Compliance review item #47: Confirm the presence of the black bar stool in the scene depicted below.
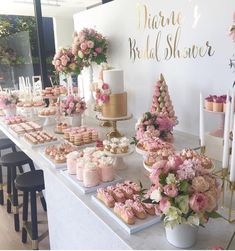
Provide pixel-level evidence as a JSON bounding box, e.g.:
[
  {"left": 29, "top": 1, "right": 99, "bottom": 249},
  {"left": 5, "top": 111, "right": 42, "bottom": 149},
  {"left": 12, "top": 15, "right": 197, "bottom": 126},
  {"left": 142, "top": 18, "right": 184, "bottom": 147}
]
[
  {"left": 15, "top": 170, "right": 48, "bottom": 250},
  {"left": 0, "top": 138, "right": 17, "bottom": 205},
  {"left": 0, "top": 151, "right": 35, "bottom": 231}
]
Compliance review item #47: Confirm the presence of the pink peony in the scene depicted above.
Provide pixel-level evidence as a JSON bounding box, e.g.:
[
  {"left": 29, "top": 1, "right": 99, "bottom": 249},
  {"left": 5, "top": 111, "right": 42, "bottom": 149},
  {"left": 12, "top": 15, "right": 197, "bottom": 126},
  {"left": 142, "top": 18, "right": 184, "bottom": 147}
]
[
  {"left": 192, "top": 176, "right": 210, "bottom": 193},
  {"left": 163, "top": 184, "right": 178, "bottom": 197},
  {"left": 69, "top": 102, "right": 75, "bottom": 108},
  {"left": 55, "top": 59, "right": 61, "bottom": 66},
  {"left": 189, "top": 193, "right": 208, "bottom": 213},
  {"left": 167, "top": 155, "right": 183, "bottom": 170},
  {"left": 102, "top": 83, "right": 109, "bottom": 90},
  {"left": 159, "top": 197, "right": 171, "bottom": 213}
]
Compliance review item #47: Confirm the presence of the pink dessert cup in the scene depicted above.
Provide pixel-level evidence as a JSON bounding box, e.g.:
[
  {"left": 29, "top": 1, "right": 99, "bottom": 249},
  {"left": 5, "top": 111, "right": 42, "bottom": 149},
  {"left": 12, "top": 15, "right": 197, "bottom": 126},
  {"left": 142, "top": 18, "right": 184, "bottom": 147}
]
[
  {"left": 83, "top": 168, "right": 100, "bottom": 187},
  {"left": 76, "top": 162, "right": 84, "bottom": 181},
  {"left": 100, "top": 164, "right": 115, "bottom": 182},
  {"left": 67, "top": 159, "right": 77, "bottom": 175}
]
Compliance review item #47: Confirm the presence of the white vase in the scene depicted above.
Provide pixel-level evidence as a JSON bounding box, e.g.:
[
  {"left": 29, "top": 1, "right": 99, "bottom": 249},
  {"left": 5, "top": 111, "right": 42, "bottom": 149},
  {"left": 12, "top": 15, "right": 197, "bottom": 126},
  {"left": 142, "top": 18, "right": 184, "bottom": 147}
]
[
  {"left": 69, "top": 115, "right": 82, "bottom": 127},
  {"left": 165, "top": 224, "right": 198, "bottom": 248},
  {"left": 4, "top": 107, "right": 16, "bottom": 116}
]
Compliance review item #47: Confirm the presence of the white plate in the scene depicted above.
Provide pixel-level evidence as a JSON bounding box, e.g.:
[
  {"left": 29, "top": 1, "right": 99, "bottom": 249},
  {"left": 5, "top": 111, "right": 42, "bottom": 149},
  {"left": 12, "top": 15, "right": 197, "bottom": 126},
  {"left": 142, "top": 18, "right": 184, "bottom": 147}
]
[
  {"left": 60, "top": 169, "right": 123, "bottom": 194},
  {"left": 143, "top": 161, "right": 153, "bottom": 173},
  {"left": 135, "top": 146, "right": 149, "bottom": 156},
  {"left": 92, "top": 195, "right": 161, "bottom": 235},
  {"left": 22, "top": 137, "right": 60, "bottom": 148},
  {"left": 40, "top": 151, "right": 67, "bottom": 169},
  {"left": 104, "top": 146, "right": 134, "bottom": 157}
]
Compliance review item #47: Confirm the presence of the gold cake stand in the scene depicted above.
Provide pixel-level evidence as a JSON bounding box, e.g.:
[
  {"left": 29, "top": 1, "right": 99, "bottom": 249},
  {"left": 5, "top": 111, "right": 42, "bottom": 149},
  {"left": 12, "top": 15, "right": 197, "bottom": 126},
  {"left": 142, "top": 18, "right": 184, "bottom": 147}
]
[{"left": 96, "top": 113, "right": 133, "bottom": 139}]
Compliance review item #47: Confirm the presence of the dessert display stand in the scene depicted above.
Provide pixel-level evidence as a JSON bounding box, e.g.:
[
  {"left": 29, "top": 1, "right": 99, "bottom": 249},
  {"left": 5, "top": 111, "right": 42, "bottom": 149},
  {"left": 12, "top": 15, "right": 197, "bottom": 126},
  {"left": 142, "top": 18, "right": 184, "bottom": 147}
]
[
  {"left": 204, "top": 109, "right": 225, "bottom": 138},
  {"left": 38, "top": 114, "right": 56, "bottom": 126},
  {"left": 96, "top": 113, "right": 133, "bottom": 139},
  {"left": 104, "top": 146, "right": 134, "bottom": 170}
]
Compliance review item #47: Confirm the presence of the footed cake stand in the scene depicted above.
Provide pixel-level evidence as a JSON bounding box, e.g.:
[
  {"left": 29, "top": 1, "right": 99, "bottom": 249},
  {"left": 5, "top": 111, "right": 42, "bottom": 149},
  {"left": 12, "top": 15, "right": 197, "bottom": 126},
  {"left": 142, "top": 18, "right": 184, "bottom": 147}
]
[
  {"left": 96, "top": 114, "right": 133, "bottom": 139},
  {"left": 104, "top": 147, "right": 134, "bottom": 170}
]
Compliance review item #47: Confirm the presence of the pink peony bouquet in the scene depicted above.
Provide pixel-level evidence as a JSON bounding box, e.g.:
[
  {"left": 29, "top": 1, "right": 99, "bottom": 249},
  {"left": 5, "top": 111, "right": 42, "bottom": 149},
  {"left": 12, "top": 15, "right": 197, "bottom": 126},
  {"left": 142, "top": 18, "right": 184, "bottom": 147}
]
[
  {"left": 135, "top": 112, "right": 176, "bottom": 142},
  {"left": 60, "top": 95, "right": 87, "bottom": 116},
  {"left": 52, "top": 47, "right": 84, "bottom": 75},
  {"left": 0, "top": 92, "right": 19, "bottom": 109},
  {"left": 144, "top": 149, "right": 221, "bottom": 228},
  {"left": 72, "top": 28, "right": 108, "bottom": 67},
  {"left": 95, "top": 83, "right": 111, "bottom": 105}
]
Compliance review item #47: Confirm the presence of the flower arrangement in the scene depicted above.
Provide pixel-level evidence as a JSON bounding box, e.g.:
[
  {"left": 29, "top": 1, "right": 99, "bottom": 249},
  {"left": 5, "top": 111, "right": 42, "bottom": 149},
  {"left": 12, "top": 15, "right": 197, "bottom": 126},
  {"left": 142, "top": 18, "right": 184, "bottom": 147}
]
[
  {"left": 60, "top": 95, "right": 87, "bottom": 116},
  {"left": 0, "top": 92, "right": 19, "bottom": 109},
  {"left": 143, "top": 149, "right": 221, "bottom": 229},
  {"left": 72, "top": 28, "right": 108, "bottom": 67},
  {"left": 135, "top": 112, "right": 176, "bottom": 142},
  {"left": 95, "top": 83, "right": 111, "bottom": 105},
  {"left": 52, "top": 47, "right": 84, "bottom": 75}
]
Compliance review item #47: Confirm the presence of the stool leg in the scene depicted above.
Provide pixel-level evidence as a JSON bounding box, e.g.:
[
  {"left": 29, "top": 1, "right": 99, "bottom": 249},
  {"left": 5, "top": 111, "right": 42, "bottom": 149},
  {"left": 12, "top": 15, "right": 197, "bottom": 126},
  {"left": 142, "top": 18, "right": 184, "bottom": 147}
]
[
  {"left": 7, "top": 166, "right": 11, "bottom": 213},
  {"left": 18, "top": 166, "right": 24, "bottom": 174},
  {"left": 11, "top": 145, "right": 17, "bottom": 152},
  {"left": 30, "top": 191, "right": 38, "bottom": 250},
  {"left": 22, "top": 191, "right": 29, "bottom": 243},
  {"left": 0, "top": 165, "right": 3, "bottom": 205},
  {"left": 29, "top": 160, "right": 35, "bottom": 171},
  {"left": 39, "top": 191, "right": 47, "bottom": 212},
  {"left": 11, "top": 166, "right": 19, "bottom": 232}
]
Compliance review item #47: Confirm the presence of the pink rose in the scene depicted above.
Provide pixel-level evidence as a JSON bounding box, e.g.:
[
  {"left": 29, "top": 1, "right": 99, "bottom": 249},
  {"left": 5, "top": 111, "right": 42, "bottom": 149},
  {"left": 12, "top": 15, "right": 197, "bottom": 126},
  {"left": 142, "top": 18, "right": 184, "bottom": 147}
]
[
  {"left": 87, "top": 41, "right": 94, "bottom": 48},
  {"left": 159, "top": 197, "right": 171, "bottom": 213},
  {"left": 102, "top": 83, "right": 109, "bottom": 90},
  {"left": 205, "top": 191, "right": 217, "bottom": 212},
  {"left": 101, "top": 94, "right": 109, "bottom": 103},
  {"left": 95, "top": 47, "right": 102, "bottom": 53},
  {"left": 189, "top": 193, "right": 208, "bottom": 213},
  {"left": 69, "top": 103, "right": 75, "bottom": 108},
  {"left": 61, "top": 59, "right": 68, "bottom": 66},
  {"left": 80, "top": 42, "right": 87, "bottom": 50},
  {"left": 163, "top": 184, "right": 178, "bottom": 198},
  {"left": 149, "top": 168, "right": 162, "bottom": 186},
  {"left": 167, "top": 155, "right": 183, "bottom": 170},
  {"left": 192, "top": 176, "right": 210, "bottom": 193},
  {"left": 55, "top": 59, "right": 61, "bottom": 66}
]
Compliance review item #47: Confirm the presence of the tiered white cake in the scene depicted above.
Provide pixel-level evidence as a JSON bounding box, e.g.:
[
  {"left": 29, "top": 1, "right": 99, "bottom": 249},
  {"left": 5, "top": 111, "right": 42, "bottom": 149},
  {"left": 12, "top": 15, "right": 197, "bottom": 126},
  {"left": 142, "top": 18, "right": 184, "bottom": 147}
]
[{"left": 102, "top": 69, "right": 127, "bottom": 118}]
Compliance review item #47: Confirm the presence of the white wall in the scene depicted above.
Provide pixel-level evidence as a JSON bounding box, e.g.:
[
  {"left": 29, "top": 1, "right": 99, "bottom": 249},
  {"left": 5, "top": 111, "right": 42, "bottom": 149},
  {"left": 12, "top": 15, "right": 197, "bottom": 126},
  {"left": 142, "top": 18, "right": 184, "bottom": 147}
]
[
  {"left": 74, "top": 0, "right": 235, "bottom": 136},
  {"left": 53, "top": 17, "right": 75, "bottom": 50}
]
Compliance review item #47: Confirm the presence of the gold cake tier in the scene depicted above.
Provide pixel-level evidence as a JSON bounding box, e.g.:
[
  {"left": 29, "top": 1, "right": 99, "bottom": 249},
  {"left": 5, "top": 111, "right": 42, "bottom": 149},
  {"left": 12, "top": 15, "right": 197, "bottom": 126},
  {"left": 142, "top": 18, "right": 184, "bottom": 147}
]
[{"left": 102, "top": 92, "right": 127, "bottom": 118}]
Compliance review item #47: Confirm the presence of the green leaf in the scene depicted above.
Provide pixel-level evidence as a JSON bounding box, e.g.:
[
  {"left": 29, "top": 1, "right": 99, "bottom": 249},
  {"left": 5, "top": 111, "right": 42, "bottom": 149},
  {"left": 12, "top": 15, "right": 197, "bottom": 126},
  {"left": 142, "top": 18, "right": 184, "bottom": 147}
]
[
  {"left": 207, "top": 211, "right": 222, "bottom": 219},
  {"left": 179, "top": 180, "right": 189, "bottom": 193},
  {"left": 145, "top": 112, "right": 152, "bottom": 120},
  {"left": 159, "top": 173, "right": 167, "bottom": 185}
]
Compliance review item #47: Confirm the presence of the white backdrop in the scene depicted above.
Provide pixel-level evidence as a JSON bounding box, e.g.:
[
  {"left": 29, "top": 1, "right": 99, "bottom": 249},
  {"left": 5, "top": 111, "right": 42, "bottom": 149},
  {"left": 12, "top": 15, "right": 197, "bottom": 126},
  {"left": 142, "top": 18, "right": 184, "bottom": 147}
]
[{"left": 74, "top": 0, "right": 235, "bottom": 135}]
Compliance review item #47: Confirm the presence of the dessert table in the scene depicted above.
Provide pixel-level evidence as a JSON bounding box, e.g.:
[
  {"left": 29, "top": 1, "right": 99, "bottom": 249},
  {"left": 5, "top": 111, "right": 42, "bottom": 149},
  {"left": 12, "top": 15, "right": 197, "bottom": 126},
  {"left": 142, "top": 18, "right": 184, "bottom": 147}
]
[{"left": 0, "top": 116, "right": 234, "bottom": 250}]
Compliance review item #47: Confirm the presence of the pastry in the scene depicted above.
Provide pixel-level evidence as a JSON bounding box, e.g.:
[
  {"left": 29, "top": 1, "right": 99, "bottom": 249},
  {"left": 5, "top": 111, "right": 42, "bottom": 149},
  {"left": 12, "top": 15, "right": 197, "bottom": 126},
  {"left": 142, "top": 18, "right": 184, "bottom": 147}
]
[
  {"left": 107, "top": 186, "right": 125, "bottom": 203},
  {"left": 97, "top": 188, "right": 115, "bottom": 208},
  {"left": 125, "top": 199, "right": 147, "bottom": 219},
  {"left": 113, "top": 202, "right": 135, "bottom": 225}
]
